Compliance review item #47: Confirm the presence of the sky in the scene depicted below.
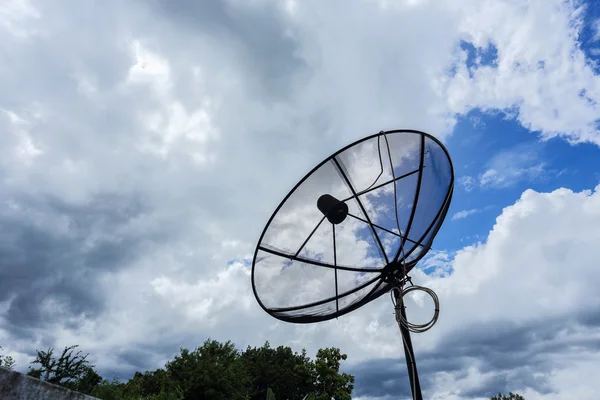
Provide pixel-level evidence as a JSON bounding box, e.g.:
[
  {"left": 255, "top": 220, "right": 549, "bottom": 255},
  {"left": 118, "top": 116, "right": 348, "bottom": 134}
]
[{"left": 1, "top": 0, "right": 600, "bottom": 399}]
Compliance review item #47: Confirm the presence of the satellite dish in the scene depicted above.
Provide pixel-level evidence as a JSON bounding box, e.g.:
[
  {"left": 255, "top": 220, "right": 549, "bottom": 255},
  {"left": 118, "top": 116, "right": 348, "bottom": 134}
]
[{"left": 251, "top": 129, "right": 454, "bottom": 400}]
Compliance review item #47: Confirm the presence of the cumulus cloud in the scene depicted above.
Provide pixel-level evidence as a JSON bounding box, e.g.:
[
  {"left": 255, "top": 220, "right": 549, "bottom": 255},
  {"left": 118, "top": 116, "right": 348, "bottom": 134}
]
[
  {"left": 441, "top": 0, "right": 600, "bottom": 146},
  {"left": 1, "top": 0, "right": 600, "bottom": 399},
  {"left": 350, "top": 185, "right": 600, "bottom": 399}
]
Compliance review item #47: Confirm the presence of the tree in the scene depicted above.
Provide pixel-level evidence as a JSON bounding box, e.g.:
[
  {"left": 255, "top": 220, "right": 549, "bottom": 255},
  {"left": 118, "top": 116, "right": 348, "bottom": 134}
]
[
  {"left": 27, "top": 345, "right": 101, "bottom": 395},
  {"left": 127, "top": 369, "right": 184, "bottom": 400},
  {"left": 166, "top": 338, "right": 251, "bottom": 400},
  {"left": 23, "top": 339, "right": 354, "bottom": 400},
  {"left": 490, "top": 393, "right": 525, "bottom": 400},
  {"left": 242, "top": 341, "right": 316, "bottom": 400},
  {"left": 0, "top": 346, "right": 16, "bottom": 370},
  {"left": 92, "top": 377, "right": 141, "bottom": 400},
  {"left": 74, "top": 365, "right": 103, "bottom": 394},
  {"left": 92, "top": 378, "right": 124, "bottom": 400},
  {"left": 312, "top": 348, "right": 354, "bottom": 400}
]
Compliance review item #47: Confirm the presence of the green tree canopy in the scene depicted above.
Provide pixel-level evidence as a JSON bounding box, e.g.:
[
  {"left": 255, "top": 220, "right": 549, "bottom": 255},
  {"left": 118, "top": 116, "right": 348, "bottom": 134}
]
[
  {"left": 18, "top": 340, "right": 529, "bottom": 400},
  {"left": 22, "top": 339, "right": 357, "bottom": 400},
  {"left": 491, "top": 393, "right": 525, "bottom": 400},
  {"left": 313, "top": 348, "right": 354, "bottom": 400},
  {"left": 242, "top": 341, "right": 316, "bottom": 400},
  {"left": 166, "top": 338, "right": 251, "bottom": 400}
]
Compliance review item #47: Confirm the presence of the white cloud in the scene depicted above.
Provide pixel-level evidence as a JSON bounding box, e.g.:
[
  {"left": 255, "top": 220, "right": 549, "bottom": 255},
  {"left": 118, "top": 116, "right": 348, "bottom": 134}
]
[
  {"left": 350, "top": 185, "right": 600, "bottom": 399},
  {"left": 480, "top": 144, "right": 547, "bottom": 188},
  {"left": 0, "top": 0, "right": 40, "bottom": 39},
  {"left": 479, "top": 164, "right": 546, "bottom": 188},
  {"left": 458, "top": 143, "right": 548, "bottom": 191},
  {"left": 419, "top": 185, "right": 600, "bottom": 397},
  {"left": 451, "top": 208, "right": 480, "bottom": 220},
  {"left": 441, "top": 0, "right": 600, "bottom": 146},
  {"left": 452, "top": 205, "right": 495, "bottom": 221},
  {"left": 458, "top": 175, "right": 476, "bottom": 192},
  {"left": 0, "top": 0, "right": 599, "bottom": 399},
  {"left": 593, "top": 18, "right": 600, "bottom": 41}
]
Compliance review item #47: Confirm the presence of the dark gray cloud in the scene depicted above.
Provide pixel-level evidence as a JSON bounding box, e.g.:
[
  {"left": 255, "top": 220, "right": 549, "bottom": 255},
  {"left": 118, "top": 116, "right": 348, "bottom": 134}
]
[
  {"left": 113, "top": 346, "right": 168, "bottom": 376},
  {"left": 0, "top": 192, "right": 158, "bottom": 337},
  {"left": 347, "top": 359, "right": 415, "bottom": 399}
]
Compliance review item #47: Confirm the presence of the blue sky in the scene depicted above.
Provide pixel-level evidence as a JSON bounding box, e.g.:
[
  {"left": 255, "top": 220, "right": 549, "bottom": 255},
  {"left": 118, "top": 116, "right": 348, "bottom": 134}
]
[
  {"left": 1, "top": 1, "right": 600, "bottom": 400},
  {"left": 581, "top": 1, "right": 600, "bottom": 71},
  {"left": 339, "top": 105, "right": 600, "bottom": 276},
  {"left": 436, "top": 109, "right": 600, "bottom": 253},
  {"left": 432, "top": 2, "right": 600, "bottom": 255}
]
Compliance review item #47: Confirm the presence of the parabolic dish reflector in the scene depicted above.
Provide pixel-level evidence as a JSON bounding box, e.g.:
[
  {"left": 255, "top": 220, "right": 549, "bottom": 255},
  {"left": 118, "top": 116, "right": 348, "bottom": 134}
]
[{"left": 251, "top": 130, "right": 454, "bottom": 323}]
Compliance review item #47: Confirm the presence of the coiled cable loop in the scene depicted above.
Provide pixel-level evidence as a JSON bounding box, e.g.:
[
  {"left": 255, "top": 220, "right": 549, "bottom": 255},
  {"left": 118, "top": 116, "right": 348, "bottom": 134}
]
[{"left": 391, "top": 283, "right": 440, "bottom": 334}]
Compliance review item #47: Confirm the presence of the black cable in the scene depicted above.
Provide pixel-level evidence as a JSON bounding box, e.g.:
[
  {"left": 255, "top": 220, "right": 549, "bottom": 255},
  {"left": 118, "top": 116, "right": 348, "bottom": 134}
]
[
  {"left": 362, "top": 134, "right": 384, "bottom": 193},
  {"left": 382, "top": 133, "right": 403, "bottom": 243},
  {"left": 391, "top": 285, "right": 440, "bottom": 333}
]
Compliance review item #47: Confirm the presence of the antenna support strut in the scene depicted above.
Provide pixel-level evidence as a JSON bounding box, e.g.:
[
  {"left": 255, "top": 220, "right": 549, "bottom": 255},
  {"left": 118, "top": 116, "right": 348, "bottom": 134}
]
[{"left": 394, "top": 289, "right": 423, "bottom": 400}]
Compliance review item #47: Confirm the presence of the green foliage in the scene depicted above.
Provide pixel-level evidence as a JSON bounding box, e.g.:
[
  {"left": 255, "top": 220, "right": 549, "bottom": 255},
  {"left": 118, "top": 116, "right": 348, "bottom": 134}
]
[
  {"left": 243, "top": 341, "right": 316, "bottom": 400},
  {"left": 313, "top": 348, "right": 354, "bottom": 400},
  {"left": 92, "top": 377, "right": 137, "bottom": 400},
  {"left": 490, "top": 393, "right": 525, "bottom": 400},
  {"left": 24, "top": 340, "right": 354, "bottom": 400},
  {"left": 19, "top": 340, "right": 528, "bottom": 400},
  {"left": 92, "top": 373, "right": 184, "bottom": 400},
  {"left": 26, "top": 345, "right": 101, "bottom": 395},
  {"left": 128, "top": 368, "right": 183, "bottom": 399},
  {"left": 166, "top": 338, "right": 251, "bottom": 400},
  {"left": 73, "top": 366, "right": 103, "bottom": 394},
  {"left": 0, "top": 346, "right": 16, "bottom": 370}
]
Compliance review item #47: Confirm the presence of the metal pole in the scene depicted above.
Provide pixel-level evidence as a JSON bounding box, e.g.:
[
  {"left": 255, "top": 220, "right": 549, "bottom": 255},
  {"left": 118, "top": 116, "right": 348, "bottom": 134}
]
[{"left": 394, "top": 289, "right": 423, "bottom": 400}]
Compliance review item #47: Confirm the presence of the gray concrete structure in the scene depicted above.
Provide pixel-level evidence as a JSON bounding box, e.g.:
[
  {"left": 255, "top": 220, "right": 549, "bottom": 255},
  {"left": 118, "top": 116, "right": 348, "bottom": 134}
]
[{"left": 0, "top": 367, "right": 99, "bottom": 400}]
